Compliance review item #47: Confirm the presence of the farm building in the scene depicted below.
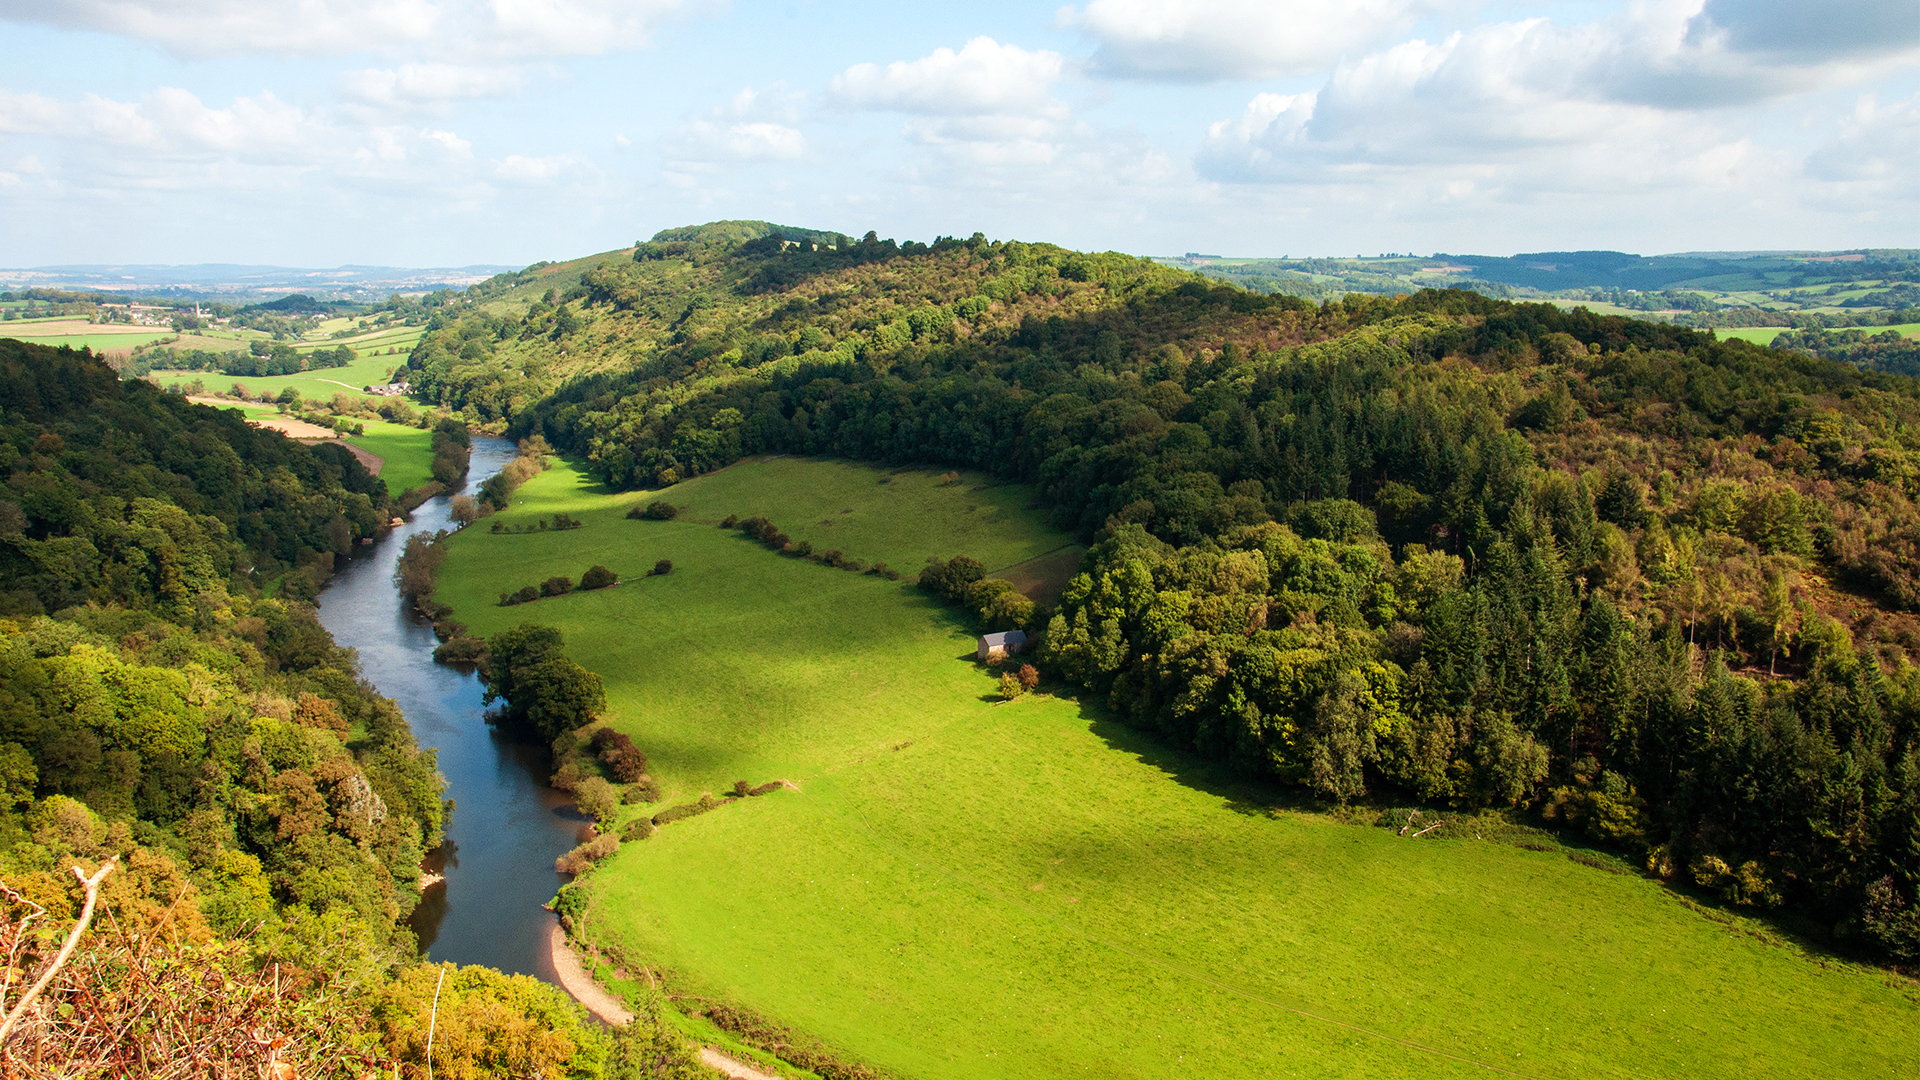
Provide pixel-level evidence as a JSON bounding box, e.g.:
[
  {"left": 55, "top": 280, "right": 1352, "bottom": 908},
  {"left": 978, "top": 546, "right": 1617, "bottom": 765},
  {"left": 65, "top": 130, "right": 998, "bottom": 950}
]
[{"left": 976, "top": 630, "right": 1027, "bottom": 662}]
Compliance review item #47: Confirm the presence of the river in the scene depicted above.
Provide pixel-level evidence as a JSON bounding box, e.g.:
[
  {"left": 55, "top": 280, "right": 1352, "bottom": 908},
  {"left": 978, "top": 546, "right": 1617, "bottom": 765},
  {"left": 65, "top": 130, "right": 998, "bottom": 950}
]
[{"left": 315, "top": 435, "right": 589, "bottom": 979}]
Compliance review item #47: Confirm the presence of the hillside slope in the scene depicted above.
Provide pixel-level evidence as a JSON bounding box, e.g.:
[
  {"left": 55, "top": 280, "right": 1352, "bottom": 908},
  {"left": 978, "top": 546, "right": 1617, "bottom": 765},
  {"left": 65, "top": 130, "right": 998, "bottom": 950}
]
[{"left": 412, "top": 225, "right": 1920, "bottom": 963}]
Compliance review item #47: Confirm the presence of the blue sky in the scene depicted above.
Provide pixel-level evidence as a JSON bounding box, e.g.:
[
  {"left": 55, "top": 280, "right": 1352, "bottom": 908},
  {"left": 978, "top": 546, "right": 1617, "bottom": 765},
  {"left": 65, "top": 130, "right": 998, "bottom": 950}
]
[{"left": 0, "top": 0, "right": 1916, "bottom": 267}]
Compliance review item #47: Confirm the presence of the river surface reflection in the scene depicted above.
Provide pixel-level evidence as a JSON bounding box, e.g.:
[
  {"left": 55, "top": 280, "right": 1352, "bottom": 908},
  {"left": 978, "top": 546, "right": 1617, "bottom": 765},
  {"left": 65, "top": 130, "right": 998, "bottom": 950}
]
[{"left": 315, "top": 435, "right": 588, "bottom": 978}]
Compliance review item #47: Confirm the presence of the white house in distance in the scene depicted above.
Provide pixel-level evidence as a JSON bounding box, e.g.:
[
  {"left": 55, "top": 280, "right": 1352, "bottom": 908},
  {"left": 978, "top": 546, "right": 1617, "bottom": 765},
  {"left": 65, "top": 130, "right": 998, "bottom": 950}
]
[{"left": 976, "top": 630, "right": 1027, "bottom": 662}]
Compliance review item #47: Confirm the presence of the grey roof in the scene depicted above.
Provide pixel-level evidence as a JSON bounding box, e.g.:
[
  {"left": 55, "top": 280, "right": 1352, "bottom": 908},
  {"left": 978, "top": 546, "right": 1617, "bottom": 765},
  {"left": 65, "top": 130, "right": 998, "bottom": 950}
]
[{"left": 979, "top": 630, "right": 1027, "bottom": 646}]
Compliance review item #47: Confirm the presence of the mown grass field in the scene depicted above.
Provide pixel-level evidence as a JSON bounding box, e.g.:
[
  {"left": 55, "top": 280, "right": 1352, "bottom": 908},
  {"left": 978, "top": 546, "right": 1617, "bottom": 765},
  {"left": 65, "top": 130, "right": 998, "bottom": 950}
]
[{"left": 431, "top": 458, "right": 1920, "bottom": 1080}]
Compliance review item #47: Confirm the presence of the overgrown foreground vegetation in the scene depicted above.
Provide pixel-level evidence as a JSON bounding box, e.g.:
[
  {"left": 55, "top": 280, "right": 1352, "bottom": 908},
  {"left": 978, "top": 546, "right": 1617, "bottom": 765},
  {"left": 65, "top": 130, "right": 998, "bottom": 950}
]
[
  {"left": 434, "top": 457, "right": 1919, "bottom": 1079},
  {"left": 0, "top": 340, "right": 703, "bottom": 1076}
]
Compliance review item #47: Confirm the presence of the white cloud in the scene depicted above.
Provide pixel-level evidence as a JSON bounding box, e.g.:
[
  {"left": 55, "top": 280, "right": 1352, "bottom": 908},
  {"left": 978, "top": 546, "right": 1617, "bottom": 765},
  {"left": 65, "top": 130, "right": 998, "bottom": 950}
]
[
  {"left": 0, "top": 0, "right": 706, "bottom": 58},
  {"left": 830, "top": 37, "right": 1066, "bottom": 117},
  {"left": 493, "top": 152, "right": 580, "bottom": 183},
  {"left": 1057, "top": 0, "right": 1454, "bottom": 81},
  {"left": 662, "top": 83, "right": 806, "bottom": 167},
  {"left": 1805, "top": 94, "right": 1920, "bottom": 189},
  {"left": 0, "top": 0, "right": 442, "bottom": 57},
  {"left": 1198, "top": 0, "right": 1920, "bottom": 193},
  {"left": 340, "top": 64, "right": 525, "bottom": 107}
]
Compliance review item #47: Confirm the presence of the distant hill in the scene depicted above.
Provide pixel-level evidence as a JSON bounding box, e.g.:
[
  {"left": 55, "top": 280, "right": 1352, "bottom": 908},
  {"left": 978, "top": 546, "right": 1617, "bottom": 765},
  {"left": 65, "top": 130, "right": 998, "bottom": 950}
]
[{"left": 0, "top": 261, "right": 520, "bottom": 300}]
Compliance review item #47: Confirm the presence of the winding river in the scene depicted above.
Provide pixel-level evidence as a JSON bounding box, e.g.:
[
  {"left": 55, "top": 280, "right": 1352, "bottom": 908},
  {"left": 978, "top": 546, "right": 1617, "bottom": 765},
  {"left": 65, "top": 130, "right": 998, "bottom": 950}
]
[{"left": 316, "top": 436, "right": 588, "bottom": 978}]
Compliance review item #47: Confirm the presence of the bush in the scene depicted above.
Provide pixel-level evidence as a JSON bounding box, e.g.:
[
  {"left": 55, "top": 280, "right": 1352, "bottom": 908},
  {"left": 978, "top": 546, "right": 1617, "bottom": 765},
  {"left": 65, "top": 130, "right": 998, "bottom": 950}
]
[
  {"left": 999, "top": 672, "right": 1024, "bottom": 700},
  {"left": 720, "top": 514, "right": 739, "bottom": 528},
  {"left": 630, "top": 500, "right": 678, "bottom": 520},
  {"left": 919, "top": 555, "right": 986, "bottom": 603},
  {"left": 649, "top": 559, "right": 673, "bottom": 576},
  {"left": 554, "top": 831, "right": 619, "bottom": 875},
  {"left": 573, "top": 776, "right": 619, "bottom": 825},
  {"left": 621, "top": 778, "right": 661, "bottom": 804},
  {"left": 620, "top": 818, "right": 656, "bottom": 842},
  {"left": 747, "top": 781, "right": 784, "bottom": 796},
  {"left": 499, "top": 584, "right": 540, "bottom": 606},
  {"left": 432, "top": 635, "right": 487, "bottom": 664},
  {"left": 580, "top": 565, "right": 617, "bottom": 590},
  {"left": 652, "top": 793, "right": 723, "bottom": 827},
  {"left": 590, "top": 726, "right": 649, "bottom": 782},
  {"left": 540, "top": 575, "right": 574, "bottom": 597},
  {"left": 1017, "top": 664, "right": 1039, "bottom": 691},
  {"left": 731, "top": 780, "right": 751, "bottom": 798},
  {"left": 786, "top": 539, "right": 812, "bottom": 558}
]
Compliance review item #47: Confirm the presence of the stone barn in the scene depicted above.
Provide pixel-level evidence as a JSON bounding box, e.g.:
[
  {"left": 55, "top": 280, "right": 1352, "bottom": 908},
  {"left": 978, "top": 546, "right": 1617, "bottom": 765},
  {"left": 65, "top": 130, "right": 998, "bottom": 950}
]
[{"left": 976, "top": 630, "right": 1028, "bottom": 662}]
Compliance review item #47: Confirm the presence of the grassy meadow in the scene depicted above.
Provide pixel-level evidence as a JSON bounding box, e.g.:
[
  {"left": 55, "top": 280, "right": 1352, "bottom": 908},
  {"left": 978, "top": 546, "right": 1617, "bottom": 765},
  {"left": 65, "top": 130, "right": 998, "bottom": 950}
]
[
  {"left": 430, "top": 458, "right": 1920, "bottom": 1080},
  {"left": 153, "top": 349, "right": 406, "bottom": 401},
  {"left": 191, "top": 399, "right": 435, "bottom": 495}
]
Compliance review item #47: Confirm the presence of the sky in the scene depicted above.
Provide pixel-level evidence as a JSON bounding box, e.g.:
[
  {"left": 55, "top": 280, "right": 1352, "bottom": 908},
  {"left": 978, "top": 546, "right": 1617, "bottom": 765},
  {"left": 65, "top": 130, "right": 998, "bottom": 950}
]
[{"left": 0, "top": 0, "right": 1917, "bottom": 267}]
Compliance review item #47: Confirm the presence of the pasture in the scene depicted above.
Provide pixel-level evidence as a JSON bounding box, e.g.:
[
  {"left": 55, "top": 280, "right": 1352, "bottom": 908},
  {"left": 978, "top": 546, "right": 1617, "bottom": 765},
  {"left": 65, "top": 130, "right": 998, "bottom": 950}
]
[
  {"left": 429, "top": 458, "right": 1920, "bottom": 1080},
  {"left": 190, "top": 399, "right": 435, "bottom": 495}
]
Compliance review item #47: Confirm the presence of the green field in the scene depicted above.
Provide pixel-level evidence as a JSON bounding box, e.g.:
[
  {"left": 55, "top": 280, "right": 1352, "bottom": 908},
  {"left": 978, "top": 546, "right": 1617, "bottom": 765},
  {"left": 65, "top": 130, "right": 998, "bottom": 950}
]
[
  {"left": 431, "top": 458, "right": 1920, "bottom": 1079},
  {"left": 1716, "top": 323, "right": 1920, "bottom": 347},
  {"left": 194, "top": 400, "right": 434, "bottom": 496},
  {"left": 344, "top": 416, "right": 437, "bottom": 494},
  {"left": 5, "top": 330, "right": 170, "bottom": 353},
  {"left": 153, "top": 350, "right": 406, "bottom": 401}
]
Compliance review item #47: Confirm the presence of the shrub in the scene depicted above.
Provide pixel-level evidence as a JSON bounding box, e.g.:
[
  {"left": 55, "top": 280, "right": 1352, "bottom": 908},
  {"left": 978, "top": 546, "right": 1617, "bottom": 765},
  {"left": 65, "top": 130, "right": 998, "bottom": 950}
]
[
  {"left": 621, "top": 778, "right": 661, "bottom": 804},
  {"left": 731, "top": 780, "right": 751, "bottom": 798},
  {"left": 554, "top": 832, "right": 619, "bottom": 875},
  {"left": 580, "top": 565, "right": 617, "bottom": 590},
  {"left": 747, "top": 781, "right": 784, "bottom": 796},
  {"left": 432, "top": 636, "right": 487, "bottom": 665},
  {"left": 999, "top": 672, "right": 1024, "bottom": 700},
  {"left": 500, "top": 584, "right": 540, "bottom": 606},
  {"left": 1017, "top": 664, "right": 1039, "bottom": 691},
  {"left": 630, "top": 500, "right": 678, "bottom": 520},
  {"left": 591, "top": 726, "right": 649, "bottom": 782},
  {"left": 786, "top": 540, "right": 812, "bottom": 558},
  {"left": 649, "top": 559, "right": 673, "bottom": 576},
  {"left": 918, "top": 555, "right": 986, "bottom": 603},
  {"left": 652, "top": 793, "right": 723, "bottom": 827},
  {"left": 720, "top": 514, "right": 739, "bottom": 528},
  {"left": 573, "top": 776, "right": 619, "bottom": 826},
  {"left": 540, "top": 575, "right": 574, "bottom": 597},
  {"left": 821, "top": 549, "right": 847, "bottom": 568},
  {"left": 621, "top": 819, "right": 656, "bottom": 842}
]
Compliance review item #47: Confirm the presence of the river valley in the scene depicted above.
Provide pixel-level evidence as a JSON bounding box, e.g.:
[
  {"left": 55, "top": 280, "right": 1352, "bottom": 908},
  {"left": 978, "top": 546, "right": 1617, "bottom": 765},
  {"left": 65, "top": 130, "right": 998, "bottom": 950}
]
[{"left": 314, "top": 436, "right": 587, "bottom": 979}]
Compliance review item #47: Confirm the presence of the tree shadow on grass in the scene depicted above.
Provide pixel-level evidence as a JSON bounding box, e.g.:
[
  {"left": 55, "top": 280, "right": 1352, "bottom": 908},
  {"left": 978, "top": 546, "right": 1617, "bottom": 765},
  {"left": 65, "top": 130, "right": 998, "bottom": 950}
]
[{"left": 1054, "top": 688, "right": 1318, "bottom": 820}]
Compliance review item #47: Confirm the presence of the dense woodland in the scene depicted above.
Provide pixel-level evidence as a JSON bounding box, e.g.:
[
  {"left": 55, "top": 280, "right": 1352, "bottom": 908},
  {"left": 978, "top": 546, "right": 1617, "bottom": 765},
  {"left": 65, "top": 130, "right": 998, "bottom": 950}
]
[
  {"left": 0, "top": 340, "right": 701, "bottom": 1076},
  {"left": 404, "top": 226, "right": 1920, "bottom": 962}
]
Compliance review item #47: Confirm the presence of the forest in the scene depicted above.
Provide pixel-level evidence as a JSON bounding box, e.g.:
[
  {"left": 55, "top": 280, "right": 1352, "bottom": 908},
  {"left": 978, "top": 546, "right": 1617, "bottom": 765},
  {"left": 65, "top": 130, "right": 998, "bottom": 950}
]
[
  {"left": 404, "top": 226, "right": 1920, "bottom": 963},
  {"left": 0, "top": 339, "right": 702, "bottom": 1076}
]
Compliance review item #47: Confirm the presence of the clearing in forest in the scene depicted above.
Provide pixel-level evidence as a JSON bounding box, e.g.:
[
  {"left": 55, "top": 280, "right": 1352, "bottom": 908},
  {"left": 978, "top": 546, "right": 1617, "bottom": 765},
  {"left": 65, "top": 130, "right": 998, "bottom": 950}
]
[{"left": 431, "top": 456, "right": 1920, "bottom": 1080}]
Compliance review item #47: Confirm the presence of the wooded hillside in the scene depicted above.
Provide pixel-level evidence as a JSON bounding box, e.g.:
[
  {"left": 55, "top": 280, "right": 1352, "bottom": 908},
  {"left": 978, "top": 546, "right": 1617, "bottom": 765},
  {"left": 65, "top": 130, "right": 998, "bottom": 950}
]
[{"left": 406, "top": 225, "right": 1920, "bottom": 964}]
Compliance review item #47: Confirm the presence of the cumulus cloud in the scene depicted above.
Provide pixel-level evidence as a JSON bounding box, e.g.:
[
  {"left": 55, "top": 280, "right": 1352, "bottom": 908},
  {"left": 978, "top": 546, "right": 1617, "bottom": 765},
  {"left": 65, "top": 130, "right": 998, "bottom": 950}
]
[
  {"left": 1805, "top": 93, "right": 1920, "bottom": 188},
  {"left": 1198, "top": 0, "right": 1920, "bottom": 192},
  {"left": 830, "top": 37, "right": 1065, "bottom": 117},
  {"left": 0, "top": 0, "right": 704, "bottom": 58},
  {"left": 493, "top": 152, "right": 581, "bottom": 183},
  {"left": 339, "top": 64, "right": 526, "bottom": 108},
  {"left": 1057, "top": 0, "right": 1452, "bottom": 81},
  {"left": 0, "top": 84, "right": 485, "bottom": 197},
  {"left": 662, "top": 84, "right": 806, "bottom": 167}
]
